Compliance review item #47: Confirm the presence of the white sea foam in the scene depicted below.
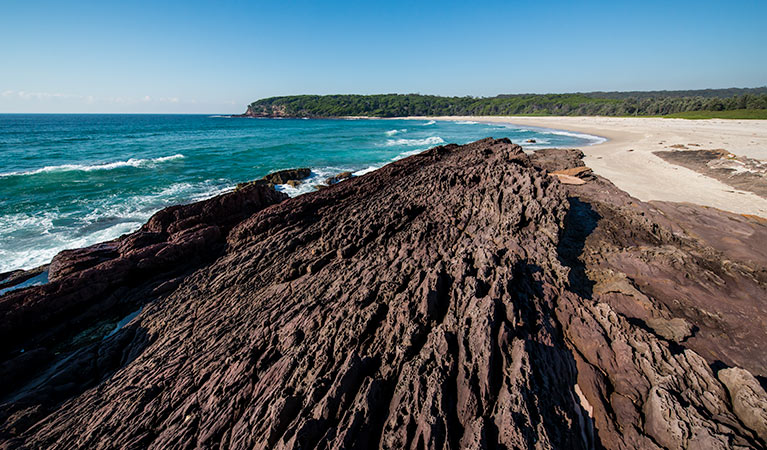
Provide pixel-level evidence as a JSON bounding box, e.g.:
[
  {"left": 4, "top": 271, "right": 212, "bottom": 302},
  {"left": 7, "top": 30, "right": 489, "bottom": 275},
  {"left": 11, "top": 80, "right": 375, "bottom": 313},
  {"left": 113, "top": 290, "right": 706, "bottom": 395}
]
[
  {"left": 0, "top": 154, "right": 185, "bottom": 178},
  {"left": 0, "top": 179, "right": 231, "bottom": 272},
  {"left": 455, "top": 120, "right": 478, "bottom": 125},
  {"left": 353, "top": 166, "right": 381, "bottom": 176},
  {"left": 385, "top": 129, "right": 407, "bottom": 136},
  {"left": 422, "top": 120, "right": 436, "bottom": 126},
  {"left": 391, "top": 148, "right": 425, "bottom": 161},
  {"left": 385, "top": 136, "right": 444, "bottom": 147},
  {"left": 274, "top": 167, "right": 346, "bottom": 198},
  {"left": 542, "top": 129, "right": 607, "bottom": 145},
  {"left": 0, "top": 218, "right": 140, "bottom": 273}
]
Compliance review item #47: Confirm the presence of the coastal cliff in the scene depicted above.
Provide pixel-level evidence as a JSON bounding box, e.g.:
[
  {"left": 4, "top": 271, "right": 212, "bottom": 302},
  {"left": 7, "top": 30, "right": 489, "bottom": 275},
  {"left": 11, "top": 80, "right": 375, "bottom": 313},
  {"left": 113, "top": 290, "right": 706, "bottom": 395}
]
[
  {"left": 240, "top": 103, "right": 296, "bottom": 118},
  {"left": 1, "top": 139, "right": 766, "bottom": 449}
]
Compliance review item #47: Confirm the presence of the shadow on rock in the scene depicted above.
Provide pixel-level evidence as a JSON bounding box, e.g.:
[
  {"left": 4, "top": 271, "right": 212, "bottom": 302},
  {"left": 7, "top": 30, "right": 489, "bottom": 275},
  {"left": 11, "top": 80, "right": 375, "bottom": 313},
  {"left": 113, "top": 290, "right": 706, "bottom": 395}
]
[
  {"left": 557, "top": 197, "right": 600, "bottom": 299},
  {"left": 0, "top": 323, "right": 151, "bottom": 440}
]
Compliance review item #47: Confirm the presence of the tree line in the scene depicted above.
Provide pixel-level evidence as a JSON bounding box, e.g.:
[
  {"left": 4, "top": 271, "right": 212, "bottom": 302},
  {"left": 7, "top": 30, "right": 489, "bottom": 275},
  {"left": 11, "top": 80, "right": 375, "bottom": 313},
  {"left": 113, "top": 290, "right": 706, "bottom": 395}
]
[{"left": 245, "top": 89, "right": 767, "bottom": 118}]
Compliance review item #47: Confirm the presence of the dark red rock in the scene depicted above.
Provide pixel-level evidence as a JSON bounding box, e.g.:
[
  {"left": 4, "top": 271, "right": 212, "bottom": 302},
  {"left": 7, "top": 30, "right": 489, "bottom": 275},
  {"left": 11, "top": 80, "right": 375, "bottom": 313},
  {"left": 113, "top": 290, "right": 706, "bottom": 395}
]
[
  {"left": 261, "top": 168, "right": 311, "bottom": 185},
  {"left": 534, "top": 148, "right": 767, "bottom": 448},
  {"left": 0, "top": 266, "right": 48, "bottom": 292},
  {"left": 1, "top": 140, "right": 766, "bottom": 449},
  {"left": 48, "top": 242, "right": 119, "bottom": 281},
  {"left": 0, "top": 182, "right": 286, "bottom": 394}
]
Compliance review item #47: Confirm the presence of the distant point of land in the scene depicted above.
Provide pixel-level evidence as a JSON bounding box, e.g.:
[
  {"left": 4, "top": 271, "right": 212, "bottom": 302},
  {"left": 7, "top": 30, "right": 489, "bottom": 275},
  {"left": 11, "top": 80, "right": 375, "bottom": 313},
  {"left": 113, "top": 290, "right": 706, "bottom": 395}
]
[{"left": 240, "top": 87, "right": 767, "bottom": 120}]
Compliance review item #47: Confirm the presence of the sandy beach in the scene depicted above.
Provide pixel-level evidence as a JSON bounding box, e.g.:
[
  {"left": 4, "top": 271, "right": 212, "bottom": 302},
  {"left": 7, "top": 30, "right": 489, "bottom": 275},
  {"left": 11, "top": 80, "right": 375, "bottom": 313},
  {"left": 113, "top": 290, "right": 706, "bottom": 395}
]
[{"left": 403, "top": 116, "right": 767, "bottom": 217}]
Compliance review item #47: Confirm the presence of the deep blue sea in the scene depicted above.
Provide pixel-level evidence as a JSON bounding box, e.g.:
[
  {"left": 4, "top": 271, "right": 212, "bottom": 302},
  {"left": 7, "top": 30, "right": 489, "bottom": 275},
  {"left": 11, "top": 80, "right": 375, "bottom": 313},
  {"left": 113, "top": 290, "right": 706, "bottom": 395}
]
[{"left": 0, "top": 114, "right": 604, "bottom": 272}]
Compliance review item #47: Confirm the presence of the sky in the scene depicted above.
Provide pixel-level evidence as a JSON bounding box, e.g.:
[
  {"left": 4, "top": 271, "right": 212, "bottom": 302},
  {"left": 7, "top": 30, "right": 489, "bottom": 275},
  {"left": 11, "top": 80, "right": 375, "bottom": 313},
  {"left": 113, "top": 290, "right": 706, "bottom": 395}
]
[{"left": 1, "top": 0, "right": 766, "bottom": 113}]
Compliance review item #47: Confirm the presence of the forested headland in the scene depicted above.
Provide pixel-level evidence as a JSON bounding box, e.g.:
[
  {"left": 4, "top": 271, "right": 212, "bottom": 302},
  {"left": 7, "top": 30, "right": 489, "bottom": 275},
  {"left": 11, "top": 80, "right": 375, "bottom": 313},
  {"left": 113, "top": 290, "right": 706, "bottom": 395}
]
[{"left": 243, "top": 87, "right": 767, "bottom": 119}]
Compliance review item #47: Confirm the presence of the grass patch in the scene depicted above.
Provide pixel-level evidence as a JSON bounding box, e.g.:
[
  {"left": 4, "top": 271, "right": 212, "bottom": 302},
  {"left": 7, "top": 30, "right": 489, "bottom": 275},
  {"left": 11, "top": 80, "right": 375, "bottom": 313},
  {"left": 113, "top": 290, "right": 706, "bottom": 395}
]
[{"left": 663, "top": 109, "right": 767, "bottom": 120}]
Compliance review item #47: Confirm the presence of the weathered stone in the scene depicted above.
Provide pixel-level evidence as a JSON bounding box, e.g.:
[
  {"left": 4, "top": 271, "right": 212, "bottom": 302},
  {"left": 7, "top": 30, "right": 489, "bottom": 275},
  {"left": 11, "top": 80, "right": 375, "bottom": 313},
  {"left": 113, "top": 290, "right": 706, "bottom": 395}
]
[
  {"left": 552, "top": 173, "right": 587, "bottom": 184},
  {"left": 1, "top": 141, "right": 765, "bottom": 450},
  {"left": 325, "top": 171, "right": 353, "bottom": 185},
  {"left": 646, "top": 317, "right": 693, "bottom": 342},
  {"left": 262, "top": 168, "right": 311, "bottom": 185},
  {"left": 719, "top": 368, "right": 767, "bottom": 441},
  {"left": 551, "top": 165, "right": 593, "bottom": 178}
]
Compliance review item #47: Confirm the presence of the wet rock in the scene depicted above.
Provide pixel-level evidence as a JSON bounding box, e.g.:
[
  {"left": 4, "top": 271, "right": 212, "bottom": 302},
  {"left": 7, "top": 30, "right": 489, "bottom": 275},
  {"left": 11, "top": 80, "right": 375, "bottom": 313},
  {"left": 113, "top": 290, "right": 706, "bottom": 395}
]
[
  {"left": 262, "top": 168, "right": 311, "bottom": 185},
  {"left": 325, "top": 171, "right": 353, "bottom": 185},
  {"left": 0, "top": 265, "right": 48, "bottom": 293}
]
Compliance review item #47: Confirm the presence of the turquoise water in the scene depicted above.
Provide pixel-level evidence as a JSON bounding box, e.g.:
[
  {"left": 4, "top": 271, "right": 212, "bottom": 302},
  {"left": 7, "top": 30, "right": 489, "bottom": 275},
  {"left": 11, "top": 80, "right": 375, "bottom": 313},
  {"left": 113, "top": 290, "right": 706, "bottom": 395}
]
[{"left": 0, "top": 114, "right": 603, "bottom": 272}]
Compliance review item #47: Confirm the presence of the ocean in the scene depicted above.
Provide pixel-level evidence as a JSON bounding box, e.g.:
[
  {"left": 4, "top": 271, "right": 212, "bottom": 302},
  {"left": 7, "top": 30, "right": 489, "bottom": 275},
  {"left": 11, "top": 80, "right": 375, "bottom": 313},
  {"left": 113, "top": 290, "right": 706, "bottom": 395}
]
[{"left": 0, "top": 114, "right": 604, "bottom": 272}]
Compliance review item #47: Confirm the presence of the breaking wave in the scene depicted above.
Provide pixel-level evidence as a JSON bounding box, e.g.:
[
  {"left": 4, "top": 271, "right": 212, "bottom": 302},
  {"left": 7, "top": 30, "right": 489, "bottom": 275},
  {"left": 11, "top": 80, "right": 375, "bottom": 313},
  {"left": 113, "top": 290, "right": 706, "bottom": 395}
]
[
  {"left": 385, "top": 136, "right": 445, "bottom": 147},
  {"left": 0, "top": 154, "right": 185, "bottom": 178},
  {"left": 542, "top": 130, "right": 608, "bottom": 145},
  {"left": 0, "top": 179, "right": 228, "bottom": 272}
]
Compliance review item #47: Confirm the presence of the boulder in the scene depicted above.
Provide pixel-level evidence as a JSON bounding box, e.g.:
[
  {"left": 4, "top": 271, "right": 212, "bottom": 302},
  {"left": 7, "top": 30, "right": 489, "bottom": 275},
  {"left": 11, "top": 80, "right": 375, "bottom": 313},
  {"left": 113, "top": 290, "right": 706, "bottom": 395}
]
[
  {"left": 646, "top": 317, "right": 693, "bottom": 342},
  {"left": 262, "top": 168, "right": 311, "bottom": 185},
  {"left": 325, "top": 171, "right": 353, "bottom": 185},
  {"left": 718, "top": 368, "right": 767, "bottom": 441}
]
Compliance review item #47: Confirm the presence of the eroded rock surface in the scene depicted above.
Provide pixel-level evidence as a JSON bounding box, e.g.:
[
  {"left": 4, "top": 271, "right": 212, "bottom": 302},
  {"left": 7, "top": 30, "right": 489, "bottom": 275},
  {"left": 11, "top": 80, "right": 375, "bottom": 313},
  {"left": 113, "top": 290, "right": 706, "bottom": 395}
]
[
  {"left": 1, "top": 139, "right": 766, "bottom": 449},
  {"left": 0, "top": 182, "right": 286, "bottom": 407},
  {"left": 654, "top": 148, "right": 767, "bottom": 198}
]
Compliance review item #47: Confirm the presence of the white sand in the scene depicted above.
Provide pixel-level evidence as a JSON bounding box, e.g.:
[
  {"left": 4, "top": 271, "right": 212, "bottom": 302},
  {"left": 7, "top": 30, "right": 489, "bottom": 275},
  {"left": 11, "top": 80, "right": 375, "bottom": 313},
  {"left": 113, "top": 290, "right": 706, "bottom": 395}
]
[{"left": 405, "top": 116, "right": 767, "bottom": 217}]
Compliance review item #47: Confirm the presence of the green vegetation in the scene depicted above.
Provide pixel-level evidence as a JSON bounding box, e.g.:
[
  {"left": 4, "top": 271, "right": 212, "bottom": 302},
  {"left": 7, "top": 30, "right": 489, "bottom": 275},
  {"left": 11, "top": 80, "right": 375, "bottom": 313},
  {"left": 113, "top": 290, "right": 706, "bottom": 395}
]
[
  {"left": 663, "top": 109, "right": 767, "bottom": 120},
  {"left": 245, "top": 88, "right": 767, "bottom": 119}
]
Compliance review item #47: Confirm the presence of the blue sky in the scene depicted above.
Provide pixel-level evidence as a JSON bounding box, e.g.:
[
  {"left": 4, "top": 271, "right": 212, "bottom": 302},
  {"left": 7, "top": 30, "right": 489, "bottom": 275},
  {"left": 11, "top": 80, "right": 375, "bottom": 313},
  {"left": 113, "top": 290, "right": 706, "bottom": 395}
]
[{"left": 1, "top": 0, "right": 765, "bottom": 113}]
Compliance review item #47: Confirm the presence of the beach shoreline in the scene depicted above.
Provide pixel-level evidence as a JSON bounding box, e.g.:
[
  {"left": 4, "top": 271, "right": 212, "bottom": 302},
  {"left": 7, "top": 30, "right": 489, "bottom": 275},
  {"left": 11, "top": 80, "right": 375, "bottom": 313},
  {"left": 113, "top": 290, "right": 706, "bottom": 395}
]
[{"left": 391, "top": 116, "right": 767, "bottom": 217}]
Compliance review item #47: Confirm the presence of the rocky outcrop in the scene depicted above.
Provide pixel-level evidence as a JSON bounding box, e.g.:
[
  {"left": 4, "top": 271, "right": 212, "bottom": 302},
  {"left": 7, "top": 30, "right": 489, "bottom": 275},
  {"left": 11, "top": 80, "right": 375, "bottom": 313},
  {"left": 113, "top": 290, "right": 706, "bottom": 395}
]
[
  {"left": 1, "top": 139, "right": 766, "bottom": 449},
  {"left": 0, "top": 266, "right": 47, "bottom": 293},
  {"left": 0, "top": 182, "right": 286, "bottom": 403},
  {"left": 532, "top": 147, "right": 767, "bottom": 448},
  {"left": 654, "top": 148, "right": 767, "bottom": 198},
  {"left": 325, "top": 171, "right": 353, "bottom": 185},
  {"left": 719, "top": 368, "right": 767, "bottom": 441},
  {"left": 238, "top": 104, "right": 303, "bottom": 118},
  {"left": 262, "top": 168, "right": 311, "bottom": 185},
  {"left": 236, "top": 168, "right": 311, "bottom": 190}
]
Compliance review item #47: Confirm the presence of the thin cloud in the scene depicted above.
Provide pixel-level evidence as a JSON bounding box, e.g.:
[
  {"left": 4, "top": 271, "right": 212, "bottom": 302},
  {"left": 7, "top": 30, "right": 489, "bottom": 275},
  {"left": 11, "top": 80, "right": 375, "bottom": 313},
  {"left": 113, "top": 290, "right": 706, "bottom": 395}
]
[
  {"left": 2, "top": 90, "right": 191, "bottom": 105},
  {"left": 2, "top": 90, "right": 79, "bottom": 100}
]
